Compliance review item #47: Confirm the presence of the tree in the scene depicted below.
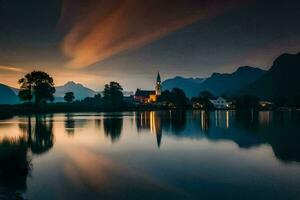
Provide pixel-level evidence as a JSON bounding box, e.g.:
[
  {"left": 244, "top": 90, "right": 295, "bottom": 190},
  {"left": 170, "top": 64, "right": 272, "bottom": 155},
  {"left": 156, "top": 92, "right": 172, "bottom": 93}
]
[
  {"left": 64, "top": 92, "right": 75, "bottom": 103},
  {"left": 274, "top": 96, "right": 287, "bottom": 107},
  {"left": 103, "top": 82, "right": 123, "bottom": 110},
  {"left": 18, "top": 71, "right": 55, "bottom": 104},
  {"left": 171, "top": 88, "right": 187, "bottom": 109},
  {"left": 234, "top": 95, "right": 260, "bottom": 111},
  {"left": 199, "top": 91, "right": 214, "bottom": 99},
  {"left": 82, "top": 93, "right": 102, "bottom": 106},
  {"left": 94, "top": 93, "right": 102, "bottom": 100},
  {"left": 191, "top": 91, "right": 214, "bottom": 110},
  {"left": 158, "top": 88, "right": 187, "bottom": 109},
  {"left": 18, "top": 89, "right": 32, "bottom": 103}
]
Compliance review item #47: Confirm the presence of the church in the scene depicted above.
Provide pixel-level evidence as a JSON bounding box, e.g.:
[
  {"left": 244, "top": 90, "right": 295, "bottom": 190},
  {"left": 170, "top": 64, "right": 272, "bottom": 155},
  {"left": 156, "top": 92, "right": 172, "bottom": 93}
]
[{"left": 134, "top": 72, "right": 162, "bottom": 104}]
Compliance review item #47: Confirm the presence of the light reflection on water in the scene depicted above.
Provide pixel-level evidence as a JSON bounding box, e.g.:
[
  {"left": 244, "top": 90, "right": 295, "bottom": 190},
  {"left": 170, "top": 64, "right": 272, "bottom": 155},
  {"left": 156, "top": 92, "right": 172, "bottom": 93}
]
[{"left": 0, "top": 111, "right": 300, "bottom": 200}]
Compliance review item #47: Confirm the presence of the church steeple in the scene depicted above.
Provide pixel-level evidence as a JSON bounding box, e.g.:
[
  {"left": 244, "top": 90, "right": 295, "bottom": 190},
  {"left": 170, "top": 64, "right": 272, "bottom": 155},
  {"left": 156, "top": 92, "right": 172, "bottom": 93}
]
[
  {"left": 155, "top": 72, "right": 162, "bottom": 96},
  {"left": 156, "top": 72, "right": 161, "bottom": 83}
]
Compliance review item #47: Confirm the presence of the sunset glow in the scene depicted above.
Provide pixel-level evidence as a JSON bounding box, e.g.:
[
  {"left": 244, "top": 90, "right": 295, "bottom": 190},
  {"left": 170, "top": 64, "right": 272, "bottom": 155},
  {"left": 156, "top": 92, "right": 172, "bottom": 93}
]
[{"left": 59, "top": 0, "right": 252, "bottom": 69}]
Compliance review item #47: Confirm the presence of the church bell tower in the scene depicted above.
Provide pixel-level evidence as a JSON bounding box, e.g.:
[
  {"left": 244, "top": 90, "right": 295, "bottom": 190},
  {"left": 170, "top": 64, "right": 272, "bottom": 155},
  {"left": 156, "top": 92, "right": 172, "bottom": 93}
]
[{"left": 155, "top": 72, "right": 162, "bottom": 96}]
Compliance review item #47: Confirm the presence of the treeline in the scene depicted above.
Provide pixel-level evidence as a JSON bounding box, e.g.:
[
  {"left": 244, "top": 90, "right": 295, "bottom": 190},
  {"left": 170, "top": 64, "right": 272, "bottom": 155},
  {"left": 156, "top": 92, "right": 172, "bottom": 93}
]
[
  {"left": 11, "top": 71, "right": 124, "bottom": 112},
  {"left": 1, "top": 70, "right": 299, "bottom": 115}
]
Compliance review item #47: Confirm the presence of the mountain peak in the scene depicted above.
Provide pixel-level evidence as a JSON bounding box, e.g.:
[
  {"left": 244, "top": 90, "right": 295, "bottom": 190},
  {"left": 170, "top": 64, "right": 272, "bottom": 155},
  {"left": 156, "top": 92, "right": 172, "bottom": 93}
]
[
  {"left": 56, "top": 81, "right": 96, "bottom": 100},
  {"left": 64, "top": 81, "right": 86, "bottom": 89},
  {"left": 273, "top": 52, "right": 300, "bottom": 66},
  {"left": 235, "top": 66, "right": 264, "bottom": 73},
  {"left": 65, "top": 81, "right": 78, "bottom": 86}
]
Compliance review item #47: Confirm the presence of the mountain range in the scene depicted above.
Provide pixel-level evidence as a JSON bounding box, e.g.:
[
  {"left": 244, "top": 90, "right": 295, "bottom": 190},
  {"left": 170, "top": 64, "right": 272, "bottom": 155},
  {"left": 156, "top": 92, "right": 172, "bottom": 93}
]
[
  {"left": 162, "top": 52, "right": 300, "bottom": 99},
  {"left": 163, "top": 66, "right": 266, "bottom": 97}
]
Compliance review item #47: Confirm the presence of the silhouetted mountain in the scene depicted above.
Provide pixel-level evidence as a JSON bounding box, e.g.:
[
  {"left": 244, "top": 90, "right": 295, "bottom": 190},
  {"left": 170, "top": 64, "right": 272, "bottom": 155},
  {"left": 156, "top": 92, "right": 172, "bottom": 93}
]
[
  {"left": 55, "top": 81, "right": 97, "bottom": 100},
  {"left": 0, "top": 84, "right": 19, "bottom": 104},
  {"left": 162, "top": 66, "right": 265, "bottom": 97},
  {"left": 162, "top": 76, "right": 205, "bottom": 97},
  {"left": 198, "top": 66, "right": 266, "bottom": 96},
  {"left": 240, "top": 52, "right": 300, "bottom": 99}
]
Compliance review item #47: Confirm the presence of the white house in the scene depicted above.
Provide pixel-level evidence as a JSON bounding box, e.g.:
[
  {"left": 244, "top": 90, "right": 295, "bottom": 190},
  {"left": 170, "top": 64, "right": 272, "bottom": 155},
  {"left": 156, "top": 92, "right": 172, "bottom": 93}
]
[{"left": 210, "top": 97, "right": 230, "bottom": 109}]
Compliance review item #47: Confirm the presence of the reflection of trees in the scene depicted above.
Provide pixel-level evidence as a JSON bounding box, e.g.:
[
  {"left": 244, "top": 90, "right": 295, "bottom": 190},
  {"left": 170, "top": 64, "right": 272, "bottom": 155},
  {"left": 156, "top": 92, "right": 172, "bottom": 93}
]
[
  {"left": 64, "top": 114, "right": 75, "bottom": 135},
  {"left": 135, "top": 112, "right": 151, "bottom": 133},
  {"left": 0, "top": 138, "right": 30, "bottom": 199},
  {"left": 64, "top": 114, "right": 90, "bottom": 136},
  {"left": 95, "top": 119, "right": 101, "bottom": 129},
  {"left": 0, "top": 115, "right": 54, "bottom": 198},
  {"left": 103, "top": 117, "right": 123, "bottom": 142},
  {"left": 29, "top": 115, "right": 54, "bottom": 155},
  {"left": 235, "top": 110, "right": 259, "bottom": 131},
  {"left": 169, "top": 111, "right": 186, "bottom": 135},
  {"left": 1, "top": 114, "right": 55, "bottom": 197},
  {"left": 19, "top": 115, "right": 54, "bottom": 155}
]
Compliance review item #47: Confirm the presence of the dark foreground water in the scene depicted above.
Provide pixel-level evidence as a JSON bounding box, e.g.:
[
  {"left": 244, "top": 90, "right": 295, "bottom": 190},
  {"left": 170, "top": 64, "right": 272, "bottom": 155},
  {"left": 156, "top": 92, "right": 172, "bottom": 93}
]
[{"left": 0, "top": 111, "right": 300, "bottom": 200}]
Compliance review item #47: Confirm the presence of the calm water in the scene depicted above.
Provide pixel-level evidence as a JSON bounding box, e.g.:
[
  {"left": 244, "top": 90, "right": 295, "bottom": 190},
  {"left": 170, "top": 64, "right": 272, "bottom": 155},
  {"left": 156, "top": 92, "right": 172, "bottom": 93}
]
[{"left": 0, "top": 111, "right": 300, "bottom": 200}]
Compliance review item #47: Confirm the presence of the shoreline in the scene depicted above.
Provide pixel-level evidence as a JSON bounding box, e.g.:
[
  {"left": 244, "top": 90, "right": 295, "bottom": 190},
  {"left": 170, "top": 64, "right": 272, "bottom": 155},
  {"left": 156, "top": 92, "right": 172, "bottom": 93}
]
[{"left": 0, "top": 103, "right": 299, "bottom": 118}]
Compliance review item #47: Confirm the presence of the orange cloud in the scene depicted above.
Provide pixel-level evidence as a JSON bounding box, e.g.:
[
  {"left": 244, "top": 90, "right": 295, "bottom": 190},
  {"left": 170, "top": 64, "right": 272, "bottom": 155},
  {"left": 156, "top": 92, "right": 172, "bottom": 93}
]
[
  {"left": 59, "top": 0, "right": 253, "bottom": 69},
  {"left": 0, "top": 65, "right": 26, "bottom": 72}
]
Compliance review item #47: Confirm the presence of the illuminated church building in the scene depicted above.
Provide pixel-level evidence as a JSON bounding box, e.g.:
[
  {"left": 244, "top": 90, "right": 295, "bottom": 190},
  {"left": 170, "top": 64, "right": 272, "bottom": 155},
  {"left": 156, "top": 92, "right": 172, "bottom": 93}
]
[{"left": 134, "top": 72, "right": 162, "bottom": 104}]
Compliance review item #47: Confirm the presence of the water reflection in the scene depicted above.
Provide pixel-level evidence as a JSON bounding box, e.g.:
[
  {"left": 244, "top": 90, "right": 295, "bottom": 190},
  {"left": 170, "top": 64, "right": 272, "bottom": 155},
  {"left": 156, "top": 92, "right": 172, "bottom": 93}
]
[
  {"left": 0, "top": 115, "right": 54, "bottom": 199},
  {"left": 0, "top": 137, "right": 29, "bottom": 199},
  {"left": 2, "top": 111, "right": 299, "bottom": 164},
  {"left": 19, "top": 115, "right": 54, "bottom": 155},
  {"left": 150, "top": 112, "right": 162, "bottom": 147},
  {"left": 201, "top": 111, "right": 210, "bottom": 133},
  {"left": 134, "top": 111, "right": 300, "bottom": 163},
  {"left": 30, "top": 116, "right": 54, "bottom": 155},
  {"left": 0, "top": 111, "right": 300, "bottom": 199},
  {"left": 103, "top": 117, "right": 123, "bottom": 143},
  {"left": 0, "top": 115, "right": 55, "bottom": 198},
  {"left": 65, "top": 114, "right": 75, "bottom": 136}
]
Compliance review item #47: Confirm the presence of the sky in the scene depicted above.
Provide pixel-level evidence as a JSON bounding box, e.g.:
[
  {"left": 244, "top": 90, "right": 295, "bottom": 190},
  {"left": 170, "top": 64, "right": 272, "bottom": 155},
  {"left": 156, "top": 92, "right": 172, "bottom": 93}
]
[{"left": 0, "top": 0, "right": 300, "bottom": 91}]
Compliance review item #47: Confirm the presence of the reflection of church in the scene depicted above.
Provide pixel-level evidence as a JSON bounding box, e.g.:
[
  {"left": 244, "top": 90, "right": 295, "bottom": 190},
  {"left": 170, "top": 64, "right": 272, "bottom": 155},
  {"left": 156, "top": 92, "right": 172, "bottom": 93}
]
[{"left": 134, "top": 72, "right": 162, "bottom": 104}]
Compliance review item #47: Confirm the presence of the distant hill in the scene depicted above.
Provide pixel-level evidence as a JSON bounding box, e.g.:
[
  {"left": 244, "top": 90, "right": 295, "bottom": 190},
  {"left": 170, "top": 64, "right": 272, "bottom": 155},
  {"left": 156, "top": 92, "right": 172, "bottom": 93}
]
[
  {"left": 162, "top": 66, "right": 265, "bottom": 97},
  {"left": 0, "top": 84, "right": 19, "bottom": 104},
  {"left": 240, "top": 52, "right": 300, "bottom": 99},
  {"left": 198, "top": 66, "right": 266, "bottom": 96},
  {"left": 162, "top": 76, "right": 205, "bottom": 97},
  {"left": 55, "top": 81, "right": 97, "bottom": 100},
  {"left": 9, "top": 87, "right": 19, "bottom": 95},
  {"left": 2, "top": 81, "right": 97, "bottom": 104}
]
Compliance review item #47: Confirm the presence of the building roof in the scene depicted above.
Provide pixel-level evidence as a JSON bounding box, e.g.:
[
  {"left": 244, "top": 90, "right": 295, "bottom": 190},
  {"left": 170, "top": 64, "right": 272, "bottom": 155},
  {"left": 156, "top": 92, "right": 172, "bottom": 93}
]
[{"left": 135, "top": 89, "right": 156, "bottom": 97}]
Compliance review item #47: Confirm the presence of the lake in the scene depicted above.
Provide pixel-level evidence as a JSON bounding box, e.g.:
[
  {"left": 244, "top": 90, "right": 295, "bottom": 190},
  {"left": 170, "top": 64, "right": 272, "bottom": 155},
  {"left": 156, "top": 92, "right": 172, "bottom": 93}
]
[{"left": 0, "top": 111, "right": 300, "bottom": 200}]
